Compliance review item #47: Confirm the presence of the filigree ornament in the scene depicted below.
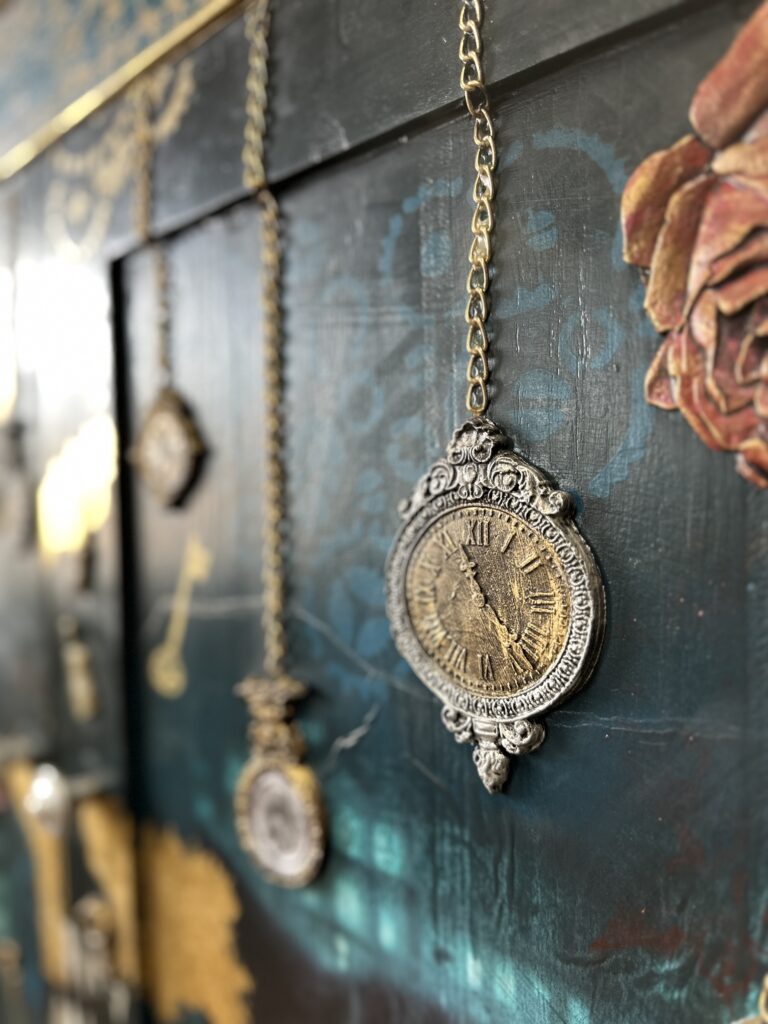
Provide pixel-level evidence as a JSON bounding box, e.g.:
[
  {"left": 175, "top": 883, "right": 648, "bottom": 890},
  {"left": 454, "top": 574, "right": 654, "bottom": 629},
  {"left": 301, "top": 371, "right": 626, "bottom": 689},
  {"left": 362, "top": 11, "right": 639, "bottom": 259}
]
[
  {"left": 622, "top": 1, "right": 768, "bottom": 487},
  {"left": 387, "top": 419, "right": 605, "bottom": 793}
]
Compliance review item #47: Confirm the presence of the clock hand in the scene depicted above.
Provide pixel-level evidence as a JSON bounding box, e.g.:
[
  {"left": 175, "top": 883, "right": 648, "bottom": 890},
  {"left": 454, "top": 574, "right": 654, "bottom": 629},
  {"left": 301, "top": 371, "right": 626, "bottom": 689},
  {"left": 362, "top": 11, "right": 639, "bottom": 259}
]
[{"left": 457, "top": 547, "right": 533, "bottom": 672}]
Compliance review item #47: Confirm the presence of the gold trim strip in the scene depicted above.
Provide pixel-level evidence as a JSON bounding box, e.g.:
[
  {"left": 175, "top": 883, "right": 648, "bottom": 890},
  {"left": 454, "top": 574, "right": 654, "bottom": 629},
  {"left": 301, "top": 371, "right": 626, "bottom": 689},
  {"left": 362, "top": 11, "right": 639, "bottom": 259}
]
[{"left": 0, "top": 0, "right": 244, "bottom": 182}]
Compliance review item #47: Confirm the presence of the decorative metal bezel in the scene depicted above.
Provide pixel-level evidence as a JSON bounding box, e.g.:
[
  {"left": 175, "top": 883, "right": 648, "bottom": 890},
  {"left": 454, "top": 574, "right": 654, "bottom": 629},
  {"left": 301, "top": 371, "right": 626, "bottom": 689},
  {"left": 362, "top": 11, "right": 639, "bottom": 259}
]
[
  {"left": 233, "top": 756, "right": 325, "bottom": 889},
  {"left": 132, "top": 386, "right": 205, "bottom": 508},
  {"left": 386, "top": 418, "right": 605, "bottom": 791}
]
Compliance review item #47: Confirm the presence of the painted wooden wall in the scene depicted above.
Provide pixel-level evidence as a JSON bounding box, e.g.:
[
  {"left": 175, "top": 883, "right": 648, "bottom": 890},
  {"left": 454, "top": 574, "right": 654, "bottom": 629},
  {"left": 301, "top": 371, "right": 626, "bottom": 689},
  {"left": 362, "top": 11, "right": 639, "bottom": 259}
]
[{"left": 0, "top": 0, "right": 766, "bottom": 1021}]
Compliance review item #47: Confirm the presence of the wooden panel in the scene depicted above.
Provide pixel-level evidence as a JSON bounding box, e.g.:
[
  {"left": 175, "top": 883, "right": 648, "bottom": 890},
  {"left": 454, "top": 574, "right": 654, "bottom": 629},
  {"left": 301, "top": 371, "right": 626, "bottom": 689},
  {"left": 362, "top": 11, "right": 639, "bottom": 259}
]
[
  {"left": 117, "top": 2, "right": 768, "bottom": 1021},
  {"left": 34, "top": 0, "right": 750, "bottom": 251}
]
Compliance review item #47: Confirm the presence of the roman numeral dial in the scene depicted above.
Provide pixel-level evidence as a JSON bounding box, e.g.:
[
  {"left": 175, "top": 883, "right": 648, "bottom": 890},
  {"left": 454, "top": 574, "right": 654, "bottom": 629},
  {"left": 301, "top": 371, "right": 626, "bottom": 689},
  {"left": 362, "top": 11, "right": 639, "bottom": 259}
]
[{"left": 404, "top": 505, "right": 571, "bottom": 699}]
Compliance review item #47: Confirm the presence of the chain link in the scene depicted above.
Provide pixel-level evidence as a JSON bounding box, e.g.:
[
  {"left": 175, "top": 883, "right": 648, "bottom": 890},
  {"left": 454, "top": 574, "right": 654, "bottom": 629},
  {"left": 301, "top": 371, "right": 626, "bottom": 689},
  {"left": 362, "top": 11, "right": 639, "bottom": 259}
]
[
  {"left": 459, "top": 0, "right": 497, "bottom": 417},
  {"left": 759, "top": 973, "right": 768, "bottom": 1023}
]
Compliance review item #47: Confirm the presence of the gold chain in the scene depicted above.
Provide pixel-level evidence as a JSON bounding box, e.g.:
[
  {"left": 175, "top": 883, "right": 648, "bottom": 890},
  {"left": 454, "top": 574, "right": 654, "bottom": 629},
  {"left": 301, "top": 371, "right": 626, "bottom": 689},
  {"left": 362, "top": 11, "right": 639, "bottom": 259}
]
[
  {"left": 459, "top": 0, "right": 497, "bottom": 417},
  {"left": 131, "top": 76, "right": 174, "bottom": 383},
  {"left": 242, "top": 0, "right": 271, "bottom": 193},
  {"left": 242, "top": 0, "right": 285, "bottom": 675},
  {"left": 154, "top": 243, "right": 172, "bottom": 382},
  {"left": 759, "top": 973, "right": 768, "bottom": 1022},
  {"left": 133, "top": 79, "right": 154, "bottom": 243},
  {"left": 258, "top": 190, "right": 287, "bottom": 676}
]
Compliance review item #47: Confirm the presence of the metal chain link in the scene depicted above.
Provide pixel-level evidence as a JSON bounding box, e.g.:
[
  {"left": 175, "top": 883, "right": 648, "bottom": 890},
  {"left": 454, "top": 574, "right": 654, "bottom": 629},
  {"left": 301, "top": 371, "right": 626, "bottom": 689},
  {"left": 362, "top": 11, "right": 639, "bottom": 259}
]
[
  {"left": 459, "top": 0, "right": 497, "bottom": 417},
  {"left": 242, "top": 0, "right": 286, "bottom": 676},
  {"left": 760, "top": 973, "right": 768, "bottom": 1023}
]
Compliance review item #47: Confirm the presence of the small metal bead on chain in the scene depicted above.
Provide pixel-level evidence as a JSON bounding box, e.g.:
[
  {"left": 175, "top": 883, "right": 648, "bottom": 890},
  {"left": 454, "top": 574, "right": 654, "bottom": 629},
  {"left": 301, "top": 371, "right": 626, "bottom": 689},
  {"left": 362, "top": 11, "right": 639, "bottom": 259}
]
[{"left": 459, "top": 0, "right": 497, "bottom": 417}]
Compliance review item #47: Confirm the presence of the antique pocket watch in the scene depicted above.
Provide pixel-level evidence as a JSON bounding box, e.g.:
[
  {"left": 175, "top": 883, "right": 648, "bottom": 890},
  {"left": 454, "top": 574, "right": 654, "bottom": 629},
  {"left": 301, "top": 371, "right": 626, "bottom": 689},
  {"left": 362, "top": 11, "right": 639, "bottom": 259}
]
[{"left": 386, "top": 0, "right": 605, "bottom": 793}]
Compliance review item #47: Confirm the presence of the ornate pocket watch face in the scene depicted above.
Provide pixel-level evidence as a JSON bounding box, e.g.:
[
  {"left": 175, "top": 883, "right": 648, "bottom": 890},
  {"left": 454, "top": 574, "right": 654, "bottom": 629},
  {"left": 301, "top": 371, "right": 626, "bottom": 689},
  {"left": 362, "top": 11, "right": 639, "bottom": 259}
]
[
  {"left": 386, "top": 418, "right": 605, "bottom": 793},
  {"left": 133, "top": 387, "right": 205, "bottom": 508},
  {"left": 234, "top": 758, "right": 325, "bottom": 888}
]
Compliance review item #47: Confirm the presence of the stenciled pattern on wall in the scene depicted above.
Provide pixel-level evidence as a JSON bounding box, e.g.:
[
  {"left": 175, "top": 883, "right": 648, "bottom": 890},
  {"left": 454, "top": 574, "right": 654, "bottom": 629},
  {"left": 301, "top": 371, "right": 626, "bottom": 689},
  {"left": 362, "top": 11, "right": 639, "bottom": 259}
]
[
  {"left": 0, "top": 0, "right": 227, "bottom": 166},
  {"left": 622, "top": 0, "right": 768, "bottom": 488}
]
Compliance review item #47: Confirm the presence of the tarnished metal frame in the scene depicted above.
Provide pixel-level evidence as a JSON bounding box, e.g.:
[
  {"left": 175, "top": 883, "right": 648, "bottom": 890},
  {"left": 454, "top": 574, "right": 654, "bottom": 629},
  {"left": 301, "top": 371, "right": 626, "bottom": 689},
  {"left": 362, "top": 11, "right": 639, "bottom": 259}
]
[
  {"left": 131, "top": 386, "right": 206, "bottom": 508},
  {"left": 386, "top": 419, "right": 605, "bottom": 781},
  {"left": 233, "top": 756, "right": 326, "bottom": 889}
]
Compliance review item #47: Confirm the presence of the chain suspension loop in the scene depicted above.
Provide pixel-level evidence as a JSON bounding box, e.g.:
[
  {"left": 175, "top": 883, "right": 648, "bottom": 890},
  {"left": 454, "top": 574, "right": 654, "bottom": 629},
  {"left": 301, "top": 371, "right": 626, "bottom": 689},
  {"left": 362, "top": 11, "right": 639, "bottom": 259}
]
[
  {"left": 242, "top": 0, "right": 271, "bottom": 192},
  {"left": 760, "top": 973, "right": 768, "bottom": 1023},
  {"left": 459, "top": 0, "right": 497, "bottom": 416},
  {"left": 242, "top": 0, "right": 286, "bottom": 675}
]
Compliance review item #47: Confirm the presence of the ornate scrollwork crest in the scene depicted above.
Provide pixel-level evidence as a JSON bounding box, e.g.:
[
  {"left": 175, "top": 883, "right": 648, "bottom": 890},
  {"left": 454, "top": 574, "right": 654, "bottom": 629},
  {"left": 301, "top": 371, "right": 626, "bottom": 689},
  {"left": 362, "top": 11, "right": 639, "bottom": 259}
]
[{"left": 400, "top": 418, "right": 570, "bottom": 521}]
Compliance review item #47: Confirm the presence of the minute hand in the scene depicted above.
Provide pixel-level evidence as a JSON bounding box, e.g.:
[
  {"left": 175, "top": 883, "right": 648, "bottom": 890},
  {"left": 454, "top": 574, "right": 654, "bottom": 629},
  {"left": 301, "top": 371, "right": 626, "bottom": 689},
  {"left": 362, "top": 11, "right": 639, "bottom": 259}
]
[{"left": 457, "top": 547, "right": 533, "bottom": 672}]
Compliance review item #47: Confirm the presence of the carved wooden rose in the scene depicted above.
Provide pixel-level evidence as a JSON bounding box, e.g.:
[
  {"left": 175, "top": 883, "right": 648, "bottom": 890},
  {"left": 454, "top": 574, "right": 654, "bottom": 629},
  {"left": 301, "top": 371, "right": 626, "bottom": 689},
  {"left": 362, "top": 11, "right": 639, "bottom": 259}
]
[{"left": 622, "top": 2, "right": 768, "bottom": 487}]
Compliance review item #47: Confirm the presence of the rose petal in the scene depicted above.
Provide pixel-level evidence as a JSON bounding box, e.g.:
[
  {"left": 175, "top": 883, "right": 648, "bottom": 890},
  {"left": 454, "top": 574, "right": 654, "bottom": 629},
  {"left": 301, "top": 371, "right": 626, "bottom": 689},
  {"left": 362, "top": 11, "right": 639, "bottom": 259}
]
[
  {"left": 709, "top": 228, "right": 768, "bottom": 283},
  {"left": 644, "top": 334, "right": 680, "bottom": 409},
  {"left": 716, "top": 263, "right": 768, "bottom": 314},
  {"left": 713, "top": 137, "right": 768, "bottom": 177},
  {"left": 621, "top": 134, "right": 712, "bottom": 267},
  {"left": 689, "top": 288, "right": 719, "bottom": 353},
  {"left": 679, "top": 368, "right": 761, "bottom": 450},
  {"left": 755, "top": 379, "right": 768, "bottom": 416},
  {"left": 690, "top": 2, "right": 768, "bottom": 148},
  {"left": 666, "top": 327, "right": 762, "bottom": 451},
  {"left": 744, "top": 109, "right": 768, "bottom": 142},
  {"left": 645, "top": 175, "right": 716, "bottom": 331},
  {"left": 686, "top": 179, "right": 768, "bottom": 310},
  {"left": 736, "top": 445, "right": 768, "bottom": 487},
  {"left": 735, "top": 328, "right": 768, "bottom": 383},
  {"left": 707, "top": 305, "right": 756, "bottom": 412}
]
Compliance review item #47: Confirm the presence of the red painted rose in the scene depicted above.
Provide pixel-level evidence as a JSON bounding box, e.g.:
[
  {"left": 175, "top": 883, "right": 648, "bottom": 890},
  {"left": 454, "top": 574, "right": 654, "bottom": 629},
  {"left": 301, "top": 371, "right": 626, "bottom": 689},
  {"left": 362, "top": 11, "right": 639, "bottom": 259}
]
[{"left": 622, "top": 1, "right": 768, "bottom": 487}]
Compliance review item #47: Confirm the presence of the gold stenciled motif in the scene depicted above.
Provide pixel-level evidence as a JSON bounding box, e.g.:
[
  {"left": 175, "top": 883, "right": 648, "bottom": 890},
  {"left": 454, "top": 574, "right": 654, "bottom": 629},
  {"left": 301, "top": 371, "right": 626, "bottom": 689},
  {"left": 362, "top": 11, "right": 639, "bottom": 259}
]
[
  {"left": 1, "top": 761, "right": 69, "bottom": 987},
  {"left": 75, "top": 796, "right": 141, "bottom": 987},
  {"left": 146, "top": 534, "right": 213, "bottom": 697},
  {"left": 406, "top": 505, "right": 571, "bottom": 699},
  {"left": 0, "top": 0, "right": 240, "bottom": 181},
  {"left": 138, "top": 823, "right": 254, "bottom": 1024},
  {"left": 44, "top": 59, "right": 195, "bottom": 259}
]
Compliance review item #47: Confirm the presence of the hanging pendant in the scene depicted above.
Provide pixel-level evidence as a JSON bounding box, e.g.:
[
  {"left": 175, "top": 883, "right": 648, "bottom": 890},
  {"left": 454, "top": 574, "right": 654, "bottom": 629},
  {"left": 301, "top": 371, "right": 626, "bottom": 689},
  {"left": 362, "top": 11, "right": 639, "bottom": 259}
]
[
  {"left": 386, "top": 417, "right": 605, "bottom": 793},
  {"left": 133, "top": 386, "right": 205, "bottom": 508},
  {"left": 234, "top": 674, "right": 325, "bottom": 887}
]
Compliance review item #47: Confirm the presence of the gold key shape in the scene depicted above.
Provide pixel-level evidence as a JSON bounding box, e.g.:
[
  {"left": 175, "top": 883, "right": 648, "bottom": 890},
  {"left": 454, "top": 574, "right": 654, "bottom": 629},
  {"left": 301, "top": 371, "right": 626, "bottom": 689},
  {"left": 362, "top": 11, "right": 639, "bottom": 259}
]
[{"left": 147, "top": 535, "right": 212, "bottom": 698}]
